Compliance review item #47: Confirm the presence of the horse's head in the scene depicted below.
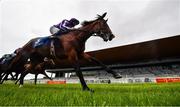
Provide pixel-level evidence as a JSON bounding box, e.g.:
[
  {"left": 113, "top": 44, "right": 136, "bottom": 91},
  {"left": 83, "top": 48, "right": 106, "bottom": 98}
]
[
  {"left": 93, "top": 12, "right": 115, "bottom": 42},
  {"left": 82, "top": 12, "right": 115, "bottom": 42}
]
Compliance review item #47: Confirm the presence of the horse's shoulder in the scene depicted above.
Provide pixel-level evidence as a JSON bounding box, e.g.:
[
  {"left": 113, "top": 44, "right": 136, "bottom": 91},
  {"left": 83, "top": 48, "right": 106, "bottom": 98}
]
[{"left": 60, "top": 34, "right": 75, "bottom": 41}]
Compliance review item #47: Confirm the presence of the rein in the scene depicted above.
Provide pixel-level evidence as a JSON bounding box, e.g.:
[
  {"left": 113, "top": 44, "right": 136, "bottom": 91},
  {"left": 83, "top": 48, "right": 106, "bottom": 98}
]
[
  {"left": 72, "top": 28, "right": 105, "bottom": 36},
  {"left": 49, "top": 22, "right": 106, "bottom": 58}
]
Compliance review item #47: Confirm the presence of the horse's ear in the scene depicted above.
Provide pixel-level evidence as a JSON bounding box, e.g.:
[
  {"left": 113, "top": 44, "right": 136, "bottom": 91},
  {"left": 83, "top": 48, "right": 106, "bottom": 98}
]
[
  {"left": 101, "top": 12, "right": 107, "bottom": 19},
  {"left": 97, "top": 14, "right": 101, "bottom": 17},
  {"left": 105, "top": 18, "right": 108, "bottom": 22}
]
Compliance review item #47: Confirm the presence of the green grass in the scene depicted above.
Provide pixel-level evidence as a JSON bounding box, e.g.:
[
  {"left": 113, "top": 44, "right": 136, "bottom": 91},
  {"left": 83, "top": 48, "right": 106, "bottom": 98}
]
[{"left": 0, "top": 83, "right": 180, "bottom": 106}]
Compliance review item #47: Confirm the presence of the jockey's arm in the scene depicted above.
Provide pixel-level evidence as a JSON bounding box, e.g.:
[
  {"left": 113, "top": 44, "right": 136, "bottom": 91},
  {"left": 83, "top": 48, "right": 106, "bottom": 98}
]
[
  {"left": 66, "top": 26, "right": 74, "bottom": 30},
  {"left": 60, "top": 20, "right": 68, "bottom": 30},
  {"left": 60, "top": 20, "right": 74, "bottom": 30}
]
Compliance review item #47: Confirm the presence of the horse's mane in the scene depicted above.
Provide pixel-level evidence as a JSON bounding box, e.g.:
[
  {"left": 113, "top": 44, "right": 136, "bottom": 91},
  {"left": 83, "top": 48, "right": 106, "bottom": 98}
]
[
  {"left": 81, "top": 20, "right": 94, "bottom": 26},
  {"left": 81, "top": 14, "right": 103, "bottom": 26}
]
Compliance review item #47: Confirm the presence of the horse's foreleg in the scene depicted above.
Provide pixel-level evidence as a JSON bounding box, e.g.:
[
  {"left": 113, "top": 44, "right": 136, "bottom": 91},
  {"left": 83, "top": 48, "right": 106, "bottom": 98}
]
[
  {"left": 74, "top": 61, "right": 94, "bottom": 92},
  {"left": 19, "top": 72, "right": 28, "bottom": 87},
  {"left": 0, "top": 72, "right": 9, "bottom": 84},
  {"left": 0, "top": 73, "right": 5, "bottom": 84},
  {"left": 83, "top": 53, "right": 122, "bottom": 79},
  {"left": 34, "top": 73, "right": 38, "bottom": 85},
  {"left": 0, "top": 72, "right": 3, "bottom": 82},
  {"left": 75, "top": 62, "right": 87, "bottom": 90},
  {"left": 69, "top": 50, "right": 93, "bottom": 92}
]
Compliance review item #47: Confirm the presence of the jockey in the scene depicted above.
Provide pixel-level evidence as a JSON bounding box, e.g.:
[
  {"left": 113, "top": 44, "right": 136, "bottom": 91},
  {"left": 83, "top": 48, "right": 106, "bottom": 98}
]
[
  {"left": 33, "top": 18, "right": 79, "bottom": 48},
  {"left": 50, "top": 18, "right": 80, "bottom": 36},
  {"left": 0, "top": 53, "right": 16, "bottom": 65}
]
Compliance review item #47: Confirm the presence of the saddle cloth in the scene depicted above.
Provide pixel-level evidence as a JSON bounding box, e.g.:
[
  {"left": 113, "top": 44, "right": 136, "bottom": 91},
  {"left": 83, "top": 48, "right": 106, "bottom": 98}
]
[
  {"left": 33, "top": 37, "right": 51, "bottom": 48},
  {"left": 33, "top": 36, "right": 61, "bottom": 57},
  {"left": 0, "top": 53, "right": 16, "bottom": 65}
]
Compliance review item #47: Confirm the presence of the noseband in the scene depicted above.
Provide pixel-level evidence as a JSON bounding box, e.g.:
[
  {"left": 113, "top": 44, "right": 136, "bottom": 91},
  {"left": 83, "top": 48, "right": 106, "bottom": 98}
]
[{"left": 73, "top": 27, "right": 108, "bottom": 37}]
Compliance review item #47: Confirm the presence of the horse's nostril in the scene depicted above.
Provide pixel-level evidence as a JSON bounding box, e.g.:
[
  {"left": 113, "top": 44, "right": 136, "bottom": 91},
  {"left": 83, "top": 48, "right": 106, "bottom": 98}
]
[{"left": 109, "top": 34, "right": 115, "bottom": 41}]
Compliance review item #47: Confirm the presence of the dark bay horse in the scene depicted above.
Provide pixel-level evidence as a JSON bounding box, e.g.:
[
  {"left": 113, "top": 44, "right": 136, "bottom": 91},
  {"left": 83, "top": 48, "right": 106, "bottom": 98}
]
[
  {"left": 15, "top": 58, "right": 54, "bottom": 85},
  {"left": 0, "top": 59, "right": 24, "bottom": 84},
  {"left": 0, "top": 48, "right": 26, "bottom": 83},
  {"left": 0, "top": 54, "right": 21, "bottom": 83},
  {"left": 7, "top": 12, "right": 122, "bottom": 91}
]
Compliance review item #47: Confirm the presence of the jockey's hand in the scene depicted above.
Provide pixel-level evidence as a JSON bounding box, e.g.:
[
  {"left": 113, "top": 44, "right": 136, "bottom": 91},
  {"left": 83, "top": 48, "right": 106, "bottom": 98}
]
[{"left": 70, "top": 28, "right": 76, "bottom": 32}]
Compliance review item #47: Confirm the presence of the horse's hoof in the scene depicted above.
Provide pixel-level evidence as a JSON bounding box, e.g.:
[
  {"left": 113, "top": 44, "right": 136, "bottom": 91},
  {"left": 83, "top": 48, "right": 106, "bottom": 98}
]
[
  {"left": 83, "top": 88, "right": 94, "bottom": 93},
  {"left": 113, "top": 73, "right": 122, "bottom": 79},
  {"left": 19, "top": 85, "right": 23, "bottom": 88},
  {"left": 89, "top": 89, "right": 94, "bottom": 93}
]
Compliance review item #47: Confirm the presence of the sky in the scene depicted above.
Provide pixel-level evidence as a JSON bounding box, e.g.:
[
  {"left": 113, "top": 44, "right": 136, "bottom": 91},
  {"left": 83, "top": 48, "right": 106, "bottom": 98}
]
[
  {"left": 0, "top": 0, "right": 180, "bottom": 79},
  {"left": 0, "top": 0, "right": 180, "bottom": 56}
]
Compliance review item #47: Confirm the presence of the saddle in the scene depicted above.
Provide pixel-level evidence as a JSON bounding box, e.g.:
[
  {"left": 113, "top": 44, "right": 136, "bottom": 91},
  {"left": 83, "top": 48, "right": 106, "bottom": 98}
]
[
  {"left": 33, "top": 36, "right": 51, "bottom": 48},
  {"left": 33, "top": 30, "right": 70, "bottom": 57},
  {"left": 33, "top": 36, "right": 59, "bottom": 58},
  {"left": 33, "top": 29, "right": 69, "bottom": 48}
]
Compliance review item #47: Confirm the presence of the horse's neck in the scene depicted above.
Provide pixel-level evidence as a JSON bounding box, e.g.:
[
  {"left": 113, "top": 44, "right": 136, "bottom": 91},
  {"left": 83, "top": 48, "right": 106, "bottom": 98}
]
[{"left": 76, "top": 25, "right": 94, "bottom": 43}]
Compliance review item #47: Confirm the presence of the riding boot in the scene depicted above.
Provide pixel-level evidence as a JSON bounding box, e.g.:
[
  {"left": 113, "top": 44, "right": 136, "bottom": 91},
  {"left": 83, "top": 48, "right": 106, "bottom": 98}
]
[{"left": 49, "top": 35, "right": 56, "bottom": 39}]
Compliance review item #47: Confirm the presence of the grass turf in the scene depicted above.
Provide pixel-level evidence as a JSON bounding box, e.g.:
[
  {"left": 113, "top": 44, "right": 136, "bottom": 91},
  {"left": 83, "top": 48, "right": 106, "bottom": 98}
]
[{"left": 0, "top": 83, "right": 180, "bottom": 106}]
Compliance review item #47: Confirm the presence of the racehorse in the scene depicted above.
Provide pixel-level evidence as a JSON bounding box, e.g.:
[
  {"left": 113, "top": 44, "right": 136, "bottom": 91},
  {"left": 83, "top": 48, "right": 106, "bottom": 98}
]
[
  {"left": 0, "top": 48, "right": 26, "bottom": 84},
  {"left": 0, "top": 54, "right": 19, "bottom": 83},
  {"left": 15, "top": 58, "right": 54, "bottom": 85},
  {"left": 6, "top": 12, "right": 122, "bottom": 91},
  {"left": 0, "top": 58, "right": 24, "bottom": 84}
]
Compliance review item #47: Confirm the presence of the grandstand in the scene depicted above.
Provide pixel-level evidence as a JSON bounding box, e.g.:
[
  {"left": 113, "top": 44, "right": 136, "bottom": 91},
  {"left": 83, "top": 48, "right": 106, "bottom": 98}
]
[{"left": 45, "top": 35, "right": 180, "bottom": 84}]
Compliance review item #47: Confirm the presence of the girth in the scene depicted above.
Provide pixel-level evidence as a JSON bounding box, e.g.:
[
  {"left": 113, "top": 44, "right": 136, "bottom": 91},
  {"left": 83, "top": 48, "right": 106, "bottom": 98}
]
[{"left": 50, "top": 39, "right": 56, "bottom": 58}]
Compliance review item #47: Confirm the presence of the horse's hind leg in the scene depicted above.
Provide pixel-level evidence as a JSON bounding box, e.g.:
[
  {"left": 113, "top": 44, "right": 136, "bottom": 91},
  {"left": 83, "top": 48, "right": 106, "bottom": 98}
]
[
  {"left": 15, "top": 73, "right": 19, "bottom": 80},
  {"left": 15, "top": 73, "right": 22, "bottom": 84},
  {"left": 15, "top": 77, "right": 20, "bottom": 84}
]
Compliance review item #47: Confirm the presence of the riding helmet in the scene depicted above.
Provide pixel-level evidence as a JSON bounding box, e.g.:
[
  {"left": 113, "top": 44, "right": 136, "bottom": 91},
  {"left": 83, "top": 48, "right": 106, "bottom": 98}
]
[{"left": 70, "top": 18, "right": 80, "bottom": 25}]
